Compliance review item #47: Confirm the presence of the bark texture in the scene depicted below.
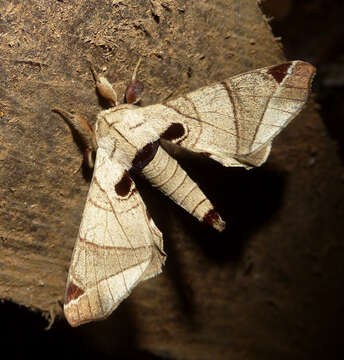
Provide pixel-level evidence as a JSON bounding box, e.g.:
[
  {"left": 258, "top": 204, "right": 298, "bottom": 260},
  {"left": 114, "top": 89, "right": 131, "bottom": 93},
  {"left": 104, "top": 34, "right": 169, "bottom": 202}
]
[{"left": 0, "top": 0, "right": 342, "bottom": 359}]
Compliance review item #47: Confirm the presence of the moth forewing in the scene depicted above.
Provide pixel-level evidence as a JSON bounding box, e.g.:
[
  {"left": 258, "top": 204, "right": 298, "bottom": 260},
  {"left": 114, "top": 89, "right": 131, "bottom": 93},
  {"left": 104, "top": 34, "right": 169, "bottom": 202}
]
[
  {"left": 64, "top": 148, "right": 165, "bottom": 327},
  {"left": 139, "top": 60, "right": 315, "bottom": 168}
]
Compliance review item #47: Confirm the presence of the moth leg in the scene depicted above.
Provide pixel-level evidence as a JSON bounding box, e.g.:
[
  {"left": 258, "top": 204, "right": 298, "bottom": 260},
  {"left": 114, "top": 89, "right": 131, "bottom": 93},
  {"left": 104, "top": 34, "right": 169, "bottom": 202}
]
[
  {"left": 141, "top": 145, "right": 226, "bottom": 232},
  {"left": 125, "top": 57, "right": 144, "bottom": 104},
  {"left": 52, "top": 108, "right": 97, "bottom": 168},
  {"left": 90, "top": 61, "right": 119, "bottom": 107}
]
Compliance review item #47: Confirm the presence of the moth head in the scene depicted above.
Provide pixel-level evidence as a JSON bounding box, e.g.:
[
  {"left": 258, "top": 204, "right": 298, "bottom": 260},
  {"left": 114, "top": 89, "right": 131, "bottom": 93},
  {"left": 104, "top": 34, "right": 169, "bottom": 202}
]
[
  {"left": 95, "top": 104, "right": 138, "bottom": 155},
  {"left": 96, "top": 104, "right": 138, "bottom": 132}
]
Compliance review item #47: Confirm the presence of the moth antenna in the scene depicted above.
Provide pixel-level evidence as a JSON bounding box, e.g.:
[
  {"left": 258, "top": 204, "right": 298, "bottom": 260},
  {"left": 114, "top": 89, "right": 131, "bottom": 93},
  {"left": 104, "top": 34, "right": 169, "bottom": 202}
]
[
  {"left": 89, "top": 61, "right": 118, "bottom": 107},
  {"left": 132, "top": 57, "right": 142, "bottom": 81},
  {"left": 52, "top": 107, "right": 97, "bottom": 162},
  {"left": 125, "top": 57, "right": 144, "bottom": 104}
]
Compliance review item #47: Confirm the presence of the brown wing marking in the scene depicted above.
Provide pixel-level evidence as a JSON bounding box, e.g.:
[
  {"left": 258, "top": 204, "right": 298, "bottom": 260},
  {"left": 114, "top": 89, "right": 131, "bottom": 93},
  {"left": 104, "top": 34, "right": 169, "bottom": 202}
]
[{"left": 221, "top": 81, "right": 239, "bottom": 155}]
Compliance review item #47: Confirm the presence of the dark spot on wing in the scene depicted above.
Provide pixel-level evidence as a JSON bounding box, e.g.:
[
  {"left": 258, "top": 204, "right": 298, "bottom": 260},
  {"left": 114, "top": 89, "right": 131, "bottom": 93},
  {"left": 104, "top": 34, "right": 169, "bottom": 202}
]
[
  {"left": 65, "top": 282, "right": 84, "bottom": 304},
  {"left": 132, "top": 140, "right": 159, "bottom": 171},
  {"left": 115, "top": 171, "right": 133, "bottom": 196},
  {"left": 161, "top": 123, "right": 185, "bottom": 142},
  {"left": 267, "top": 62, "right": 292, "bottom": 83}
]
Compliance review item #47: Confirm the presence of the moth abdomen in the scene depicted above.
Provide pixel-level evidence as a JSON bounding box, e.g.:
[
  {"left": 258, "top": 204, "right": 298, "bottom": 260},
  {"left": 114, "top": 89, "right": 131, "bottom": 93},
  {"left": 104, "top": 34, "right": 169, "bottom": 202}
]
[{"left": 141, "top": 145, "right": 226, "bottom": 231}]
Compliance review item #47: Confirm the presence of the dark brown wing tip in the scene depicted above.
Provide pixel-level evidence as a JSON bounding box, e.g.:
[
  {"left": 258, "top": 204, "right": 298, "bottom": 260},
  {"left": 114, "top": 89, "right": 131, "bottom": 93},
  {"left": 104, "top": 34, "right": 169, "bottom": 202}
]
[
  {"left": 65, "top": 282, "right": 84, "bottom": 305},
  {"left": 267, "top": 62, "right": 293, "bottom": 83},
  {"left": 267, "top": 61, "right": 316, "bottom": 86}
]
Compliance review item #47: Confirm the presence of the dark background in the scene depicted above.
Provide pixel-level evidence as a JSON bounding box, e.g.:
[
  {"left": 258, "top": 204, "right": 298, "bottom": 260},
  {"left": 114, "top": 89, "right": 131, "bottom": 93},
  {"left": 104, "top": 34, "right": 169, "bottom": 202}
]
[
  {"left": 1, "top": 0, "right": 344, "bottom": 359},
  {"left": 262, "top": 0, "right": 344, "bottom": 165}
]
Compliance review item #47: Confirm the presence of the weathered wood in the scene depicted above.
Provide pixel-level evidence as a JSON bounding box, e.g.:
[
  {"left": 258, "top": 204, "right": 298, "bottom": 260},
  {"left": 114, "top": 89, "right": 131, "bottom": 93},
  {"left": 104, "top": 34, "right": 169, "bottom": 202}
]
[{"left": 1, "top": 0, "right": 342, "bottom": 359}]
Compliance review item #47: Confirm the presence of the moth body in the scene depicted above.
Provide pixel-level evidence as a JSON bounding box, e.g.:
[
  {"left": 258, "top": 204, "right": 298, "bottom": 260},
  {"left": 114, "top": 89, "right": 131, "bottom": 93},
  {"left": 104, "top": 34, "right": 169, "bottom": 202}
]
[{"left": 96, "top": 104, "right": 160, "bottom": 169}]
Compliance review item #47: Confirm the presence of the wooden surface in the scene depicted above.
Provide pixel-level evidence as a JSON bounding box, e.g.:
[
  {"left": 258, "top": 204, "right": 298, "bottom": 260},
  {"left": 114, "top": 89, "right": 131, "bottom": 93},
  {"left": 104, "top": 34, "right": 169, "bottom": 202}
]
[{"left": 0, "top": 0, "right": 343, "bottom": 359}]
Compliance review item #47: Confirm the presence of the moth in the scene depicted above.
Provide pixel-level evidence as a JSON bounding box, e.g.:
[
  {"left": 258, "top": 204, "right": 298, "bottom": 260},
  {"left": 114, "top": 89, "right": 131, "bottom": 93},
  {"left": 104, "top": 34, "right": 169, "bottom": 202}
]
[{"left": 53, "top": 59, "right": 315, "bottom": 326}]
